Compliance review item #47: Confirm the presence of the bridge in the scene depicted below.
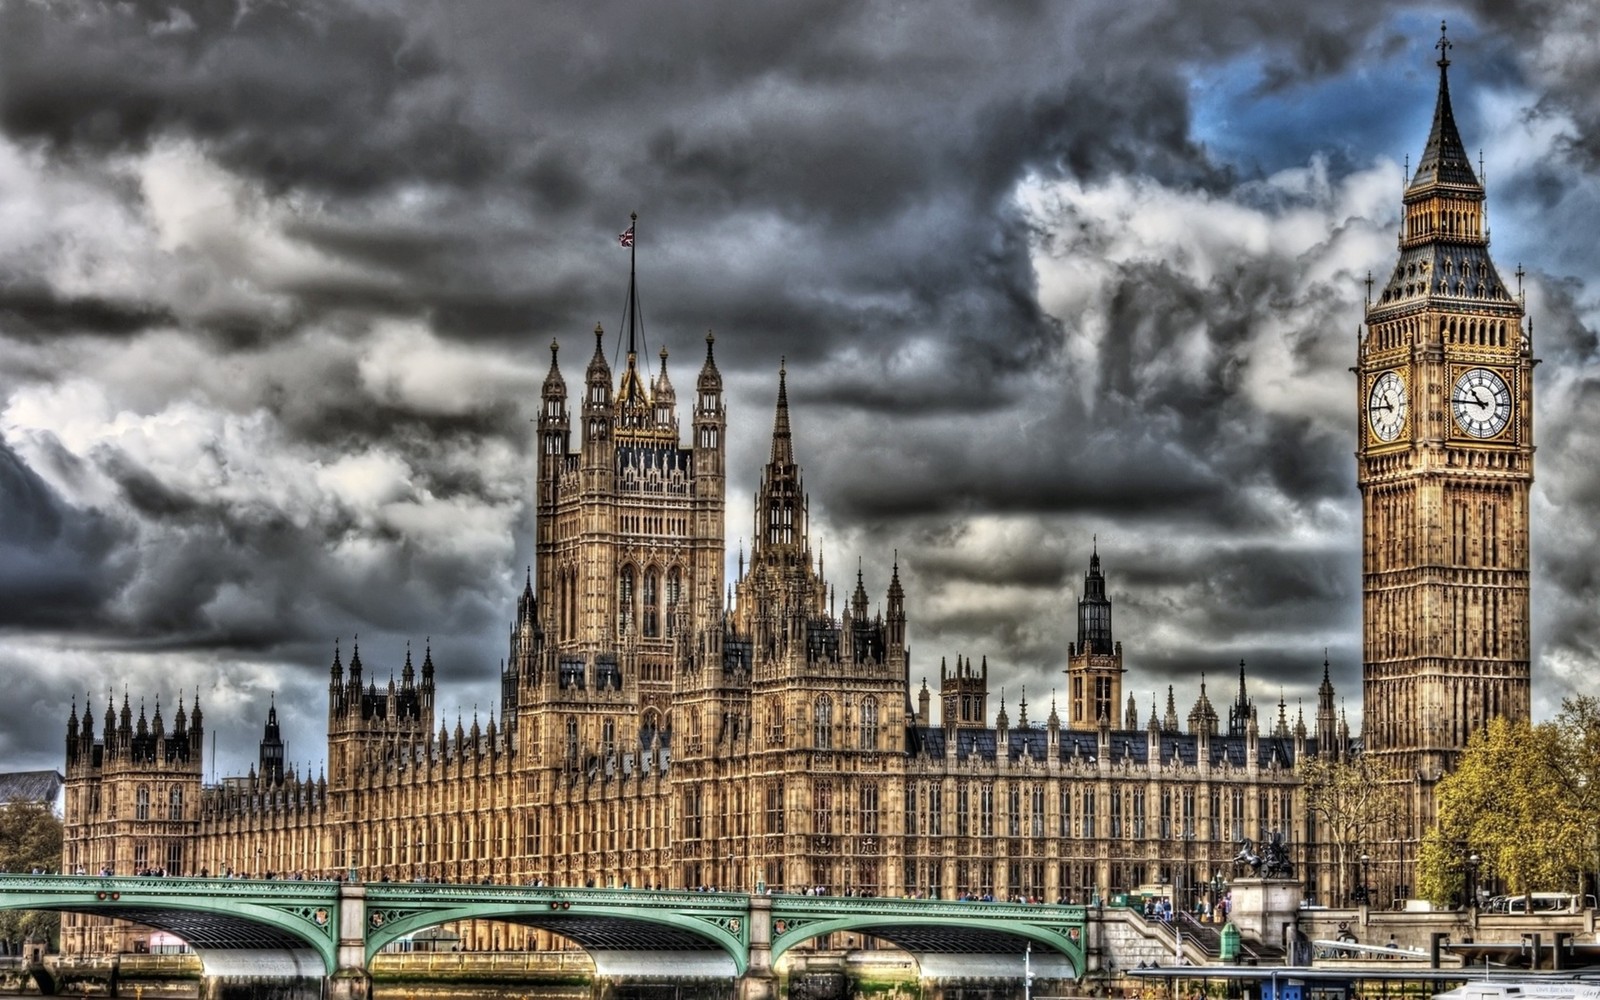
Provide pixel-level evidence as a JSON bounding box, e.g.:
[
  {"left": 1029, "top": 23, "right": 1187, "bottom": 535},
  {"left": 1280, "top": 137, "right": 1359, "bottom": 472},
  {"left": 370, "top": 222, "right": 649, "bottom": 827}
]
[{"left": 0, "top": 875, "right": 1087, "bottom": 1000}]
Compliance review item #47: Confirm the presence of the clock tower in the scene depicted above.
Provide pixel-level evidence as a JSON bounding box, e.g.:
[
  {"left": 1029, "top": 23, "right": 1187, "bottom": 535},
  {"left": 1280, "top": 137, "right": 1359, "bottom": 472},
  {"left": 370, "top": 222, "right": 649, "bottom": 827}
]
[{"left": 1358, "top": 24, "right": 1533, "bottom": 840}]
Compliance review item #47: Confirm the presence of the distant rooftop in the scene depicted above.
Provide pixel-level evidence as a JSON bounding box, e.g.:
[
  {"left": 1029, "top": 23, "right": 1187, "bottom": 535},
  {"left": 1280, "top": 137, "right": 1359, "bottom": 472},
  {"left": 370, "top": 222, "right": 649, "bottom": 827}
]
[{"left": 0, "top": 770, "right": 65, "bottom": 806}]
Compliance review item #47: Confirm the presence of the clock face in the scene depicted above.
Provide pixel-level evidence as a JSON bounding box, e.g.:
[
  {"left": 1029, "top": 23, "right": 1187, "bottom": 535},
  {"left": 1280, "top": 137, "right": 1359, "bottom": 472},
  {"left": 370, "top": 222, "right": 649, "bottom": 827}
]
[
  {"left": 1451, "top": 368, "right": 1512, "bottom": 438},
  {"left": 1367, "top": 371, "right": 1408, "bottom": 443}
]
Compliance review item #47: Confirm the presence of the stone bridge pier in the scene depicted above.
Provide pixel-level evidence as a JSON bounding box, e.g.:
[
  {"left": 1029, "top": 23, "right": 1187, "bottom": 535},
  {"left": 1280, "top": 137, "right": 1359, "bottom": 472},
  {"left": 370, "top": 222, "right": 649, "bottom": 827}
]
[
  {"left": 739, "top": 894, "right": 777, "bottom": 1000},
  {"left": 325, "top": 884, "right": 370, "bottom": 1000}
]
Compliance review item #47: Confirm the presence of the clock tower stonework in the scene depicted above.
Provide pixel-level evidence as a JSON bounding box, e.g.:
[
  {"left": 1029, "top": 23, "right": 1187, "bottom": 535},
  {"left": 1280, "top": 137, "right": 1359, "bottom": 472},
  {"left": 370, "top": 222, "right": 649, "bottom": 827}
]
[{"left": 1358, "top": 25, "right": 1533, "bottom": 841}]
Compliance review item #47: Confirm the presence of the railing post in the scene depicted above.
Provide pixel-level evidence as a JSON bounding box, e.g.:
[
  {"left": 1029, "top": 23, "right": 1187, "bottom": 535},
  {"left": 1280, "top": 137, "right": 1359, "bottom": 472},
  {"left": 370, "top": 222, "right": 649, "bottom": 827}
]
[{"left": 326, "top": 884, "right": 371, "bottom": 1000}]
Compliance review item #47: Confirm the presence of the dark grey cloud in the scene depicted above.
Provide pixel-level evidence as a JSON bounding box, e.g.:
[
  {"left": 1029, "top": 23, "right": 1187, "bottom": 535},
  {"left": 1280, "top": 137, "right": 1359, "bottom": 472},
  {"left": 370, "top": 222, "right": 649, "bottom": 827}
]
[
  {"left": 0, "top": 435, "right": 121, "bottom": 628},
  {"left": 0, "top": 0, "right": 499, "bottom": 195},
  {"left": 0, "top": 0, "right": 1595, "bottom": 773}
]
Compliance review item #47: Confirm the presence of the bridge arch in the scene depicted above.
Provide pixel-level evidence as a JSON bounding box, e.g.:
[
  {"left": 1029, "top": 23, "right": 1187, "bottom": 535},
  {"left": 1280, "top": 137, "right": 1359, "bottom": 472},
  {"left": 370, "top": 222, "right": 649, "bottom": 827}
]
[
  {"left": 0, "top": 876, "right": 339, "bottom": 975},
  {"left": 769, "top": 903, "right": 1086, "bottom": 980},
  {"left": 363, "top": 888, "right": 749, "bottom": 976}
]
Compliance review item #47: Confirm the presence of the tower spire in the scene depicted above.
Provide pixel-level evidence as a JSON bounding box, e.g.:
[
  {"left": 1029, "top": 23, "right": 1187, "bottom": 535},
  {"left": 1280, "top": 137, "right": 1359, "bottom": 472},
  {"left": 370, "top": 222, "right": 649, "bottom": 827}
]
[
  {"left": 771, "top": 358, "right": 793, "bottom": 466},
  {"left": 1408, "top": 20, "right": 1479, "bottom": 195}
]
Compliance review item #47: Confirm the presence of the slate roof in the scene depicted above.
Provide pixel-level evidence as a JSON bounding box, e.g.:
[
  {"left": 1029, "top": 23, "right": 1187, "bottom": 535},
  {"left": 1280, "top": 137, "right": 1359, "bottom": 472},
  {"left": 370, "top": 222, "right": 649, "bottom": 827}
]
[{"left": 0, "top": 770, "right": 64, "bottom": 805}]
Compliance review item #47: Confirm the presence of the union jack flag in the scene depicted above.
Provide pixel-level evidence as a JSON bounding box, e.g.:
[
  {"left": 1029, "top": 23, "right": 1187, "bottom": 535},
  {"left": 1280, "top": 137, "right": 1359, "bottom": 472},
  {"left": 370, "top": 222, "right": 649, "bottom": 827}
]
[{"left": 618, "top": 226, "right": 635, "bottom": 248}]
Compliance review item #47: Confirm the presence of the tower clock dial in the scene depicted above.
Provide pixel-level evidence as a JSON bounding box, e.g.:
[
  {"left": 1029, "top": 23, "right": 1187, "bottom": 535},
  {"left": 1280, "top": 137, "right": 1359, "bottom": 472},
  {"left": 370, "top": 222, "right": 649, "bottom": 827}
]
[
  {"left": 1451, "top": 368, "right": 1512, "bottom": 438},
  {"left": 1367, "top": 371, "right": 1408, "bottom": 443}
]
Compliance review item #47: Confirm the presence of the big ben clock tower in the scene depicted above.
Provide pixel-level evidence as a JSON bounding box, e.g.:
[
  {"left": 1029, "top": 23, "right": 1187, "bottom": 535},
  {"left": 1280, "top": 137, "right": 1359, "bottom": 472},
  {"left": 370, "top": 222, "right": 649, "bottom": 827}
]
[{"left": 1359, "top": 24, "right": 1533, "bottom": 840}]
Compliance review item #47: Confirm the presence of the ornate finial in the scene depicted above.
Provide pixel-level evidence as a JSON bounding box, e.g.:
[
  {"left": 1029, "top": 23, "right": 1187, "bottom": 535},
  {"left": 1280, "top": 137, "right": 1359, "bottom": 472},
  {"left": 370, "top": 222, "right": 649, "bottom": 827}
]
[
  {"left": 631, "top": 211, "right": 638, "bottom": 222},
  {"left": 660, "top": 344, "right": 669, "bottom": 361},
  {"left": 550, "top": 338, "right": 559, "bottom": 361},
  {"left": 1364, "top": 270, "right": 1373, "bottom": 306},
  {"left": 1515, "top": 263, "right": 1526, "bottom": 303},
  {"left": 1436, "top": 20, "right": 1451, "bottom": 68}
]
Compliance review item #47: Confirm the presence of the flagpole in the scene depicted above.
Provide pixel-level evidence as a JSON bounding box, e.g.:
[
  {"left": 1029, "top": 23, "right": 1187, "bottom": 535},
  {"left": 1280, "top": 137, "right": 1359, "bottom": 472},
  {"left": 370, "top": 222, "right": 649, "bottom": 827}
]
[{"left": 628, "top": 211, "right": 638, "bottom": 356}]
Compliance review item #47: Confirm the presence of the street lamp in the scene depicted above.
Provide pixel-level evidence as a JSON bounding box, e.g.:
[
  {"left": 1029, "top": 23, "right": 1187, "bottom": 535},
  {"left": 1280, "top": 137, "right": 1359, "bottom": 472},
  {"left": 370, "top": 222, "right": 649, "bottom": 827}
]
[
  {"left": 1466, "top": 853, "right": 1481, "bottom": 910},
  {"left": 1360, "top": 853, "right": 1371, "bottom": 906}
]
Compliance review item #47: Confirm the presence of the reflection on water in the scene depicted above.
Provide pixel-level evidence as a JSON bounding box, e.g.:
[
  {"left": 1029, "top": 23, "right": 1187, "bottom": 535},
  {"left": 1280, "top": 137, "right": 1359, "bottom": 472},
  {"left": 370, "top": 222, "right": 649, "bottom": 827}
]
[{"left": 370, "top": 987, "right": 730, "bottom": 1000}]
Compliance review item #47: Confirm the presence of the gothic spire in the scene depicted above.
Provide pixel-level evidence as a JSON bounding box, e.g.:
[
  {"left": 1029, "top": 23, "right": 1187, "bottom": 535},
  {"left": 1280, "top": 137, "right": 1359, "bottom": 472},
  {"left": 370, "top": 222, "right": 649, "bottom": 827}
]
[
  {"left": 1408, "top": 21, "right": 1480, "bottom": 195},
  {"left": 770, "top": 358, "right": 793, "bottom": 466},
  {"left": 697, "top": 330, "right": 722, "bottom": 393}
]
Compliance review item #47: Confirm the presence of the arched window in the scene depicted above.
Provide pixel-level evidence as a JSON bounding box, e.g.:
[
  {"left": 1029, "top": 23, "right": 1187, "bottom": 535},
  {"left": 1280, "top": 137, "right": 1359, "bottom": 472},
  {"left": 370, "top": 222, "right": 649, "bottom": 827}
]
[
  {"left": 859, "top": 781, "right": 880, "bottom": 835},
  {"left": 812, "top": 780, "right": 834, "bottom": 833},
  {"left": 643, "top": 568, "right": 659, "bottom": 638},
  {"left": 617, "top": 566, "right": 635, "bottom": 635},
  {"left": 768, "top": 698, "right": 785, "bottom": 745},
  {"left": 665, "top": 567, "right": 682, "bottom": 636},
  {"left": 135, "top": 786, "right": 150, "bottom": 821},
  {"left": 859, "top": 696, "right": 879, "bottom": 749},
  {"left": 565, "top": 717, "right": 579, "bottom": 761},
  {"left": 602, "top": 719, "right": 616, "bottom": 755},
  {"left": 814, "top": 696, "right": 834, "bottom": 749},
  {"left": 168, "top": 787, "right": 183, "bottom": 821},
  {"left": 565, "top": 570, "right": 578, "bottom": 638}
]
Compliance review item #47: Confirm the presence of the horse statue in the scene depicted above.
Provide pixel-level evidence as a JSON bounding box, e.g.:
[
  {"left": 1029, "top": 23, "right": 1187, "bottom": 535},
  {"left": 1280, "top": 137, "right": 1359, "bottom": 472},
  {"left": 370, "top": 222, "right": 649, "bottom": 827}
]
[{"left": 1232, "top": 836, "right": 1263, "bottom": 874}]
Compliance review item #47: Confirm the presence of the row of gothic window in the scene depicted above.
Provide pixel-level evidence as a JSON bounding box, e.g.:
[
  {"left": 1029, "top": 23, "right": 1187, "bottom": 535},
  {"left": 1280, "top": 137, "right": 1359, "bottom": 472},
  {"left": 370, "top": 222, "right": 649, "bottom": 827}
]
[{"left": 79, "top": 785, "right": 183, "bottom": 822}]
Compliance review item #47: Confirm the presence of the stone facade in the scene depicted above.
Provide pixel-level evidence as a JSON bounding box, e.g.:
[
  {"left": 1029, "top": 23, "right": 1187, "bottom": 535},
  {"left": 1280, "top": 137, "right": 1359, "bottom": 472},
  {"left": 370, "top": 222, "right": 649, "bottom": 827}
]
[{"left": 59, "top": 337, "right": 1351, "bottom": 955}]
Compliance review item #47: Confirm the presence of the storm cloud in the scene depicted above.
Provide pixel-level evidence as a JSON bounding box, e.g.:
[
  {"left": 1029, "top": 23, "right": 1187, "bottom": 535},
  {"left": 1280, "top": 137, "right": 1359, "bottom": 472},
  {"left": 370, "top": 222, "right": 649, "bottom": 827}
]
[{"left": 1, "top": 0, "right": 1597, "bottom": 776}]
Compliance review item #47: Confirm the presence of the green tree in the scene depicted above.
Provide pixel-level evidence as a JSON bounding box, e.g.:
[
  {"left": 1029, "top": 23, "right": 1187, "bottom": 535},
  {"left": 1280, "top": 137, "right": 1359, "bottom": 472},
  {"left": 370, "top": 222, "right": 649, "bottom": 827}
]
[
  {"left": 0, "top": 800, "right": 63, "bottom": 954},
  {"left": 1420, "top": 714, "right": 1588, "bottom": 907},
  {"left": 1297, "top": 753, "right": 1404, "bottom": 904}
]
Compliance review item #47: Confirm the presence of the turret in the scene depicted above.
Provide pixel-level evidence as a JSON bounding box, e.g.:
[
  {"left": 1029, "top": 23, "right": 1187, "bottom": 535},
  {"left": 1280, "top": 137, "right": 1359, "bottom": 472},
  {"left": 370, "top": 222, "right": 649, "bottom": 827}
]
[
  {"left": 652, "top": 345, "right": 678, "bottom": 431},
  {"left": 539, "top": 339, "right": 571, "bottom": 478},
  {"left": 189, "top": 690, "right": 204, "bottom": 753},
  {"left": 1187, "top": 675, "right": 1219, "bottom": 737},
  {"left": 328, "top": 640, "right": 345, "bottom": 718},
  {"left": 1066, "top": 543, "right": 1125, "bottom": 731},
  {"left": 1076, "top": 541, "right": 1113, "bottom": 654},
  {"left": 939, "top": 655, "right": 988, "bottom": 730},
  {"left": 1228, "top": 659, "right": 1254, "bottom": 738},
  {"left": 886, "top": 555, "right": 906, "bottom": 652},
  {"left": 79, "top": 694, "right": 96, "bottom": 761},
  {"left": 581, "top": 324, "right": 613, "bottom": 463},
  {"left": 1316, "top": 656, "right": 1337, "bottom": 754},
  {"left": 694, "top": 331, "right": 725, "bottom": 473},
  {"left": 755, "top": 361, "right": 807, "bottom": 558},
  {"left": 259, "top": 697, "right": 285, "bottom": 785},
  {"left": 66, "top": 696, "right": 80, "bottom": 765},
  {"left": 348, "top": 639, "right": 364, "bottom": 697},
  {"left": 103, "top": 694, "right": 117, "bottom": 758}
]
